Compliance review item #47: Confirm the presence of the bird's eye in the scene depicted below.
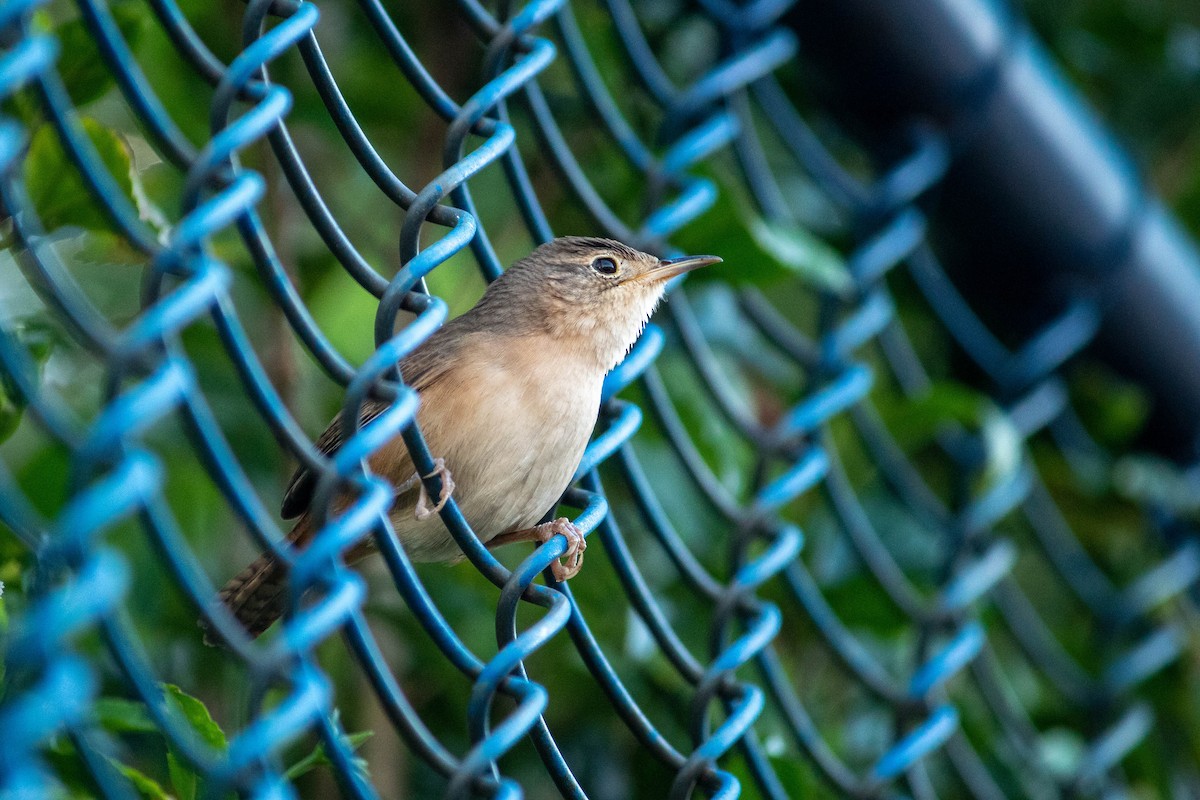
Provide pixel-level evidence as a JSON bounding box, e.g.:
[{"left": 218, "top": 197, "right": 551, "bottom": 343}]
[{"left": 592, "top": 256, "right": 619, "bottom": 275}]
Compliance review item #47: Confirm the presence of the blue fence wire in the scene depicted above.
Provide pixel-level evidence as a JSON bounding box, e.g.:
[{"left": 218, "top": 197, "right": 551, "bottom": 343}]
[{"left": 1, "top": 0, "right": 1199, "bottom": 797}]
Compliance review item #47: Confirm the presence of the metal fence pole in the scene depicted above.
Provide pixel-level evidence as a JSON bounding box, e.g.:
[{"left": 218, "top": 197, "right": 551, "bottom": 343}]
[{"left": 793, "top": 0, "right": 1200, "bottom": 452}]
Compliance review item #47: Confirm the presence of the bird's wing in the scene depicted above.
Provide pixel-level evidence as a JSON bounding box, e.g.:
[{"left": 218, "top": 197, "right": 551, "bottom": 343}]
[
  {"left": 280, "top": 400, "right": 390, "bottom": 519},
  {"left": 280, "top": 328, "right": 467, "bottom": 519}
]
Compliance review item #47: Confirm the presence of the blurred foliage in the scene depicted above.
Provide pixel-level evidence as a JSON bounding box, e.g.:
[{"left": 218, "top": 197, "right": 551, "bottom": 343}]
[
  {"left": 0, "top": 0, "right": 1197, "bottom": 797},
  {"left": 54, "top": 3, "right": 149, "bottom": 108},
  {"left": 24, "top": 117, "right": 136, "bottom": 235},
  {"left": 676, "top": 173, "right": 853, "bottom": 294},
  {"left": 0, "top": 317, "right": 59, "bottom": 440},
  {"left": 1022, "top": 0, "right": 1200, "bottom": 225},
  {"left": 881, "top": 380, "right": 1023, "bottom": 490},
  {"left": 40, "top": 682, "right": 364, "bottom": 798}
]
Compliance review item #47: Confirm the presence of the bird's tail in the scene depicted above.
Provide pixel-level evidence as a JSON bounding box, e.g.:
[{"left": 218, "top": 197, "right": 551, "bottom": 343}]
[{"left": 201, "top": 522, "right": 307, "bottom": 646}]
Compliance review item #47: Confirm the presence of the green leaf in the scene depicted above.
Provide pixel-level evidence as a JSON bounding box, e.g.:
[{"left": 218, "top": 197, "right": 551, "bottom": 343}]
[
  {"left": 0, "top": 316, "right": 61, "bottom": 444},
  {"left": 161, "top": 684, "right": 226, "bottom": 751},
  {"left": 13, "top": 317, "right": 59, "bottom": 364},
  {"left": 54, "top": 4, "right": 149, "bottom": 108},
  {"left": 108, "top": 758, "right": 173, "bottom": 800},
  {"left": 94, "top": 697, "right": 158, "bottom": 734},
  {"left": 284, "top": 729, "right": 373, "bottom": 782},
  {"left": 162, "top": 684, "right": 225, "bottom": 800},
  {"left": 166, "top": 750, "right": 195, "bottom": 800},
  {"left": 24, "top": 118, "right": 134, "bottom": 235},
  {"left": 745, "top": 215, "right": 853, "bottom": 296}
]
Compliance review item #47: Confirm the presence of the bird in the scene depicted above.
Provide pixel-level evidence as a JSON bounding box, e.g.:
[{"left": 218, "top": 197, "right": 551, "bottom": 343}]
[{"left": 204, "top": 236, "right": 720, "bottom": 642}]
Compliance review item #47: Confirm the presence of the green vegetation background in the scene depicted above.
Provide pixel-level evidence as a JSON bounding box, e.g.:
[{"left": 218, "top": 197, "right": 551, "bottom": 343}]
[{"left": 1, "top": 0, "right": 1199, "bottom": 797}]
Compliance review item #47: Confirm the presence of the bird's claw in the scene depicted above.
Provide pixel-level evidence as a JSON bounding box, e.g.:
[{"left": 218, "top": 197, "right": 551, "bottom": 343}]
[
  {"left": 414, "top": 458, "right": 456, "bottom": 520},
  {"left": 535, "top": 517, "right": 586, "bottom": 582}
]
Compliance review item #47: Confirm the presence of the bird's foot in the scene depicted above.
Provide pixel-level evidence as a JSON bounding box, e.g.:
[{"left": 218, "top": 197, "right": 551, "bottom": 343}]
[
  {"left": 414, "top": 458, "right": 456, "bottom": 520},
  {"left": 533, "top": 517, "right": 586, "bottom": 582}
]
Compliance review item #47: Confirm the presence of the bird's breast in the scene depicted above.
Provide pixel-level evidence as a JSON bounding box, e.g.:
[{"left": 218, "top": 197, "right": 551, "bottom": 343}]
[{"left": 413, "top": 336, "right": 602, "bottom": 543}]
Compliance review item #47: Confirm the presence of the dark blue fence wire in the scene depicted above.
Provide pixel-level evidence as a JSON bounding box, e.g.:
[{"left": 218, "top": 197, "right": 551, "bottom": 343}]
[{"left": 1, "top": 0, "right": 1199, "bottom": 797}]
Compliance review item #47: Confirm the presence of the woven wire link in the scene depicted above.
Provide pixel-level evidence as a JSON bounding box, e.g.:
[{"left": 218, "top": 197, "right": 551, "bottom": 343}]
[{"left": 1, "top": 0, "right": 1199, "bottom": 797}]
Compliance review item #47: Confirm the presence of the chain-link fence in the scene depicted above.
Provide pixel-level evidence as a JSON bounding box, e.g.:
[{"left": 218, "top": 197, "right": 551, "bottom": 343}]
[{"left": 2, "top": 0, "right": 1199, "bottom": 797}]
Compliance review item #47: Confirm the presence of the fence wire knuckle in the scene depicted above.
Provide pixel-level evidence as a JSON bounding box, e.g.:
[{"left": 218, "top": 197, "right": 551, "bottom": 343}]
[{"left": 1, "top": 0, "right": 1199, "bottom": 797}]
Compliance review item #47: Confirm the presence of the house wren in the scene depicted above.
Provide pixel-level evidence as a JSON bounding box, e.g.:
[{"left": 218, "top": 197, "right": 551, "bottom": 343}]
[{"left": 207, "top": 237, "right": 720, "bottom": 641}]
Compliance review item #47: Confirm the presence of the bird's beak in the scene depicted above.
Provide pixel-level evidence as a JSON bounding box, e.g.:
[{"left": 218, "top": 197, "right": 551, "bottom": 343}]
[{"left": 636, "top": 254, "right": 723, "bottom": 284}]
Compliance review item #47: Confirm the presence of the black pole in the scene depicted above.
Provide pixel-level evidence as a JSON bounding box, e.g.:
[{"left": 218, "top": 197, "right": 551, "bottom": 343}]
[{"left": 792, "top": 0, "right": 1200, "bottom": 454}]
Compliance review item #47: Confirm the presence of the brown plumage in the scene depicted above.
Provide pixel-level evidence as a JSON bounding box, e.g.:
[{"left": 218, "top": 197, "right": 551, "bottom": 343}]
[{"left": 204, "top": 237, "right": 720, "bottom": 644}]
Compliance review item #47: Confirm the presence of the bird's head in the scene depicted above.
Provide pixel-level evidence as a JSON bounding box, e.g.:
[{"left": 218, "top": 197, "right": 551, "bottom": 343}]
[{"left": 477, "top": 237, "right": 721, "bottom": 372}]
